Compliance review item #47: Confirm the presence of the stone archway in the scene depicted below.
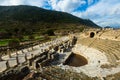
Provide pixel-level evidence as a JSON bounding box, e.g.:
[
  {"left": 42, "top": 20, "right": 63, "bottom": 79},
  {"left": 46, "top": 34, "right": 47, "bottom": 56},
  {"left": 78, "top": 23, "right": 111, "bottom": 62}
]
[{"left": 90, "top": 32, "right": 95, "bottom": 38}]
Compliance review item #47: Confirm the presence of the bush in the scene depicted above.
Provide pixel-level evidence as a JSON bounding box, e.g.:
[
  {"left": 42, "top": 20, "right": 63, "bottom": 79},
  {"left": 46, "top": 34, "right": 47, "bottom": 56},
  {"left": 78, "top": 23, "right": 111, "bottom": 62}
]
[
  {"left": 17, "top": 35, "right": 24, "bottom": 41},
  {"left": 8, "top": 39, "right": 20, "bottom": 48},
  {"left": 44, "top": 34, "right": 50, "bottom": 40},
  {"left": 43, "top": 29, "right": 55, "bottom": 36},
  {"left": 79, "top": 27, "right": 84, "bottom": 32},
  {"left": 28, "top": 35, "right": 35, "bottom": 40}
]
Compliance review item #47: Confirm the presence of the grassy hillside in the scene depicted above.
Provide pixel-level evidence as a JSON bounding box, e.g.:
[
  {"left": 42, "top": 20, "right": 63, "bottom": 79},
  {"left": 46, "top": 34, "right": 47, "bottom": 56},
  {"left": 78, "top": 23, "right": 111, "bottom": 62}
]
[
  {"left": 0, "top": 5, "right": 98, "bottom": 24},
  {"left": 0, "top": 5, "right": 100, "bottom": 39}
]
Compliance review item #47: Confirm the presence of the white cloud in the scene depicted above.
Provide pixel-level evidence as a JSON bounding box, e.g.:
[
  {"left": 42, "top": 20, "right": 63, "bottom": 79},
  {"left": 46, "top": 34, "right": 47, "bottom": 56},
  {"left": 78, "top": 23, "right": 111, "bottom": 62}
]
[
  {"left": 72, "top": 0, "right": 120, "bottom": 27},
  {"left": 0, "top": 0, "right": 47, "bottom": 7},
  {"left": 0, "top": 0, "right": 24, "bottom": 5},
  {"left": 49, "top": 0, "right": 86, "bottom": 12},
  {"left": 0, "top": 0, "right": 120, "bottom": 27},
  {"left": 88, "top": 0, "right": 94, "bottom": 5},
  {"left": 25, "top": 0, "right": 48, "bottom": 7}
]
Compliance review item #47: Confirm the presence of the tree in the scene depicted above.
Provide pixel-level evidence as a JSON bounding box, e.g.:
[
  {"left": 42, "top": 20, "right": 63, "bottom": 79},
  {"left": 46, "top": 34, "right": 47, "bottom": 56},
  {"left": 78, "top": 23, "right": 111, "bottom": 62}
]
[
  {"left": 0, "top": 53, "right": 3, "bottom": 61},
  {"left": 14, "top": 28, "right": 19, "bottom": 34},
  {"left": 17, "top": 35, "right": 24, "bottom": 41},
  {"left": 79, "top": 27, "right": 84, "bottom": 32},
  {"left": 8, "top": 39, "right": 20, "bottom": 48},
  {"left": 28, "top": 35, "right": 35, "bottom": 40},
  {"left": 44, "top": 34, "right": 50, "bottom": 40},
  {"left": 21, "top": 28, "right": 26, "bottom": 35},
  {"left": 43, "top": 29, "right": 55, "bottom": 36}
]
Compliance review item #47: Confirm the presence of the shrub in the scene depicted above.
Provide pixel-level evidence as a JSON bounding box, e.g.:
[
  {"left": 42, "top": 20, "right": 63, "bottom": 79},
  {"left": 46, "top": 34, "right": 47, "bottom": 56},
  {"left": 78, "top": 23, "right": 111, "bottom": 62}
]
[
  {"left": 29, "top": 35, "right": 35, "bottom": 40},
  {"left": 43, "top": 29, "right": 55, "bottom": 36},
  {"left": 8, "top": 39, "right": 20, "bottom": 48}
]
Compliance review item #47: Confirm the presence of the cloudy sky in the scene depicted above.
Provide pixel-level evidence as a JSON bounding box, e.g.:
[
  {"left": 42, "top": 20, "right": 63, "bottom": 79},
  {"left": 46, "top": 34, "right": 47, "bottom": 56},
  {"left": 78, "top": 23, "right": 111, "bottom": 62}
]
[{"left": 0, "top": 0, "right": 120, "bottom": 27}]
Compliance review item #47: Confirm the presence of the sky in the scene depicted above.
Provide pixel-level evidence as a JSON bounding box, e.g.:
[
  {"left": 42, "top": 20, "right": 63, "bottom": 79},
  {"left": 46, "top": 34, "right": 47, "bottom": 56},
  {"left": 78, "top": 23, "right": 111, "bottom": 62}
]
[{"left": 0, "top": 0, "right": 120, "bottom": 27}]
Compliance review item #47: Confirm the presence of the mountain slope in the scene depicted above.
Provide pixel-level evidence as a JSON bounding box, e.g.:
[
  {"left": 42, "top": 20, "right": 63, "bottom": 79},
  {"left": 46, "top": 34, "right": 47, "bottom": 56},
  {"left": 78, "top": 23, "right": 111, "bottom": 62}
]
[
  {"left": 0, "top": 5, "right": 99, "bottom": 25},
  {"left": 0, "top": 5, "right": 100, "bottom": 36}
]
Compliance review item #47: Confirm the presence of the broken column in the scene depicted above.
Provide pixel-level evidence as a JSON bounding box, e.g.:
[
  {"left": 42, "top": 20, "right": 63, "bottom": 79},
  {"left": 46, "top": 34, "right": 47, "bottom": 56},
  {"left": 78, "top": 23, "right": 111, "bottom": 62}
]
[
  {"left": 25, "top": 53, "right": 28, "bottom": 61},
  {"left": 51, "top": 54, "right": 54, "bottom": 60},
  {"left": 57, "top": 46, "right": 61, "bottom": 53},
  {"left": 41, "top": 49, "right": 44, "bottom": 53},
  {"left": 21, "top": 49, "right": 24, "bottom": 53},
  {"left": 16, "top": 56, "right": 20, "bottom": 65},
  {"left": 31, "top": 44, "right": 34, "bottom": 50},
  {"left": 0, "top": 53, "right": 3, "bottom": 61},
  {"left": 15, "top": 49, "right": 18, "bottom": 55},
  {"left": 28, "top": 59, "right": 32, "bottom": 67},
  {"left": 38, "top": 63, "right": 43, "bottom": 72},
  {"left": 61, "top": 49, "right": 64, "bottom": 53},
  {"left": 6, "top": 60, "right": 10, "bottom": 69},
  {"left": 48, "top": 51, "right": 51, "bottom": 60},
  {"left": 32, "top": 60, "right": 36, "bottom": 70},
  {"left": 71, "top": 36, "right": 77, "bottom": 46},
  {"left": 7, "top": 49, "right": 11, "bottom": 58}
]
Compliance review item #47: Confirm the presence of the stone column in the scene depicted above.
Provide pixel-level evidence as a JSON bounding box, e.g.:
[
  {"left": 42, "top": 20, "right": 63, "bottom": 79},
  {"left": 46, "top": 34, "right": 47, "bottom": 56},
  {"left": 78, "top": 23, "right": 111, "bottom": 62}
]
[
  {"left": 66, "top": 44, "right": 69, "bottom": 51},
  {"left": 15, "top": 49, "right": 18, "bottom": 55},
  {"left": 69, "top": 41, "right": 72, "bottom": 47},
  {"left": 51, "top": 48, "right": 54, "bottom": 53},
  {"left": 48, "top": 52, "right": 51, "bottom": 60},
  {"left": 6, "top": 60, "right": 10, "bottom": 69},
  {"left": 60, "top": 49, "right": 64, "bottom": 53},
  {"left": 38, "top": 63, "right": 43, "bottom": 72},
  {"left": 27, "top": 60, "right": 31, "bottom": 67},
  {"left": 41, "top": 49, "right": 43, "bottom": 53},
  {"left": 32, "top": 60, "right": 36, "bottom": 70},
  {"left": 57, "top": 46, "right": 61, "bottom": 53},
  {"left": 7, "top": 49, "right": 11, "bottom": 58},
  {"left": 25, "top": 54, "right": 27, "bottom": 61},
  {"left": 21, "top": 49, "right": 24, "bottom": 53},
  {"left": 68, "top": 41, "right": 71, "bottom": 48},
  {"left": 31, "top": 44, "right": 34, "bottom": 50},
  {"left": 31, "top": 54, "right": 34, "bottom": 58},
  {"left": 16, "top": 56, "right": 20, "bottom": 65},
  {"left": 0, "top": 53, "right": 3, "bottom": 61},
  {"left": 51, "top": 54, "right": 54, "bottom": 60}
]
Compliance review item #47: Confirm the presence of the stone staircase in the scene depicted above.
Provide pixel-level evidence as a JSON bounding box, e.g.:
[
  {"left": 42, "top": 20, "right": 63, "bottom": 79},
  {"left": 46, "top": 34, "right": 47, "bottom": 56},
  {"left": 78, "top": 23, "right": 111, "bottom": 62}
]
[{"left": 77, "top": 38, "right": 120, "bottom": 64}]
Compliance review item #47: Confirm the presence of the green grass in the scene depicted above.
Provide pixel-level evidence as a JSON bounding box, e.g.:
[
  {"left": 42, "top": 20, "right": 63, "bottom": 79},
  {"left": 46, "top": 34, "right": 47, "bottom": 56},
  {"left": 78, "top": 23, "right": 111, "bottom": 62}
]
[
  {"left": 0, "top": 39, "right": 11, "bottom": 46},
  {"left": 0, "top": 35, "right": 57, "bottom": 46}
]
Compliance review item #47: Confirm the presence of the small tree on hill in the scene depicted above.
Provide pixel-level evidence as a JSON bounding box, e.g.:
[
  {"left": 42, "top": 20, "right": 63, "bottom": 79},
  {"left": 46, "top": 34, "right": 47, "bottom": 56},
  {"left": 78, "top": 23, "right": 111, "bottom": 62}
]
[
  {"left": 47, "top": 29, "right": 55, "bottom": 36},
  {"left": 44, "top": 34, "right": 50, "bottom": 40},
  {"left": 29, "top": 35, "right": 35, "bottom": 40},
  {"left": 8, "top": 39, "right": 20, "bottom": 49},
  {"left": 43, "top": 29, "right": 55, "bottom": 36}
]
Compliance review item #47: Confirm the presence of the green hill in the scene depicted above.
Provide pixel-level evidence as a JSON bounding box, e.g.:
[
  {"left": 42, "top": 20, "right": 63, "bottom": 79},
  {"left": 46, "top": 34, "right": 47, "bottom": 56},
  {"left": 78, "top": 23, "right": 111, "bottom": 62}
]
[{"left": 0, "top": 5, "right": 100, "bottom": 38}]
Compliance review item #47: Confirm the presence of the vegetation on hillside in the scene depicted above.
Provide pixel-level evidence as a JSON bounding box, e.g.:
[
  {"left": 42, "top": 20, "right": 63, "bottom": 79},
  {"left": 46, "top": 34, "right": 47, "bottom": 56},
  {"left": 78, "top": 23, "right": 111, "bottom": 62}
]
[{"left": 0, "top": 5, "right": 100, "bottom": 47}]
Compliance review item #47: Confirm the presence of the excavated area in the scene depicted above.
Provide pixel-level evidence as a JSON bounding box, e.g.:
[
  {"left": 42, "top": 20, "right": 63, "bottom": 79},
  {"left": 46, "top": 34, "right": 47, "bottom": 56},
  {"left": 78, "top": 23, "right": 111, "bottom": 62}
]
[
  {"left": 63, "top": 53, "right": 88, "bottom": 67},
  {"left": 60, "top": 36, "right": 120, "bottom": 78}
]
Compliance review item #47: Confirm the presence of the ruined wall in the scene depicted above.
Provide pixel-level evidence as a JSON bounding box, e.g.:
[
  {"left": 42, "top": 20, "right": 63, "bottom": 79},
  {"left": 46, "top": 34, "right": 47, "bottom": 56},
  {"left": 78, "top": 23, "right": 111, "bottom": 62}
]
[
  {"left": 80, "top": 29, "right": 120, "bottom": 41},
  {"left": 0, "top": 36, "right": 75, "bottom": 79}
]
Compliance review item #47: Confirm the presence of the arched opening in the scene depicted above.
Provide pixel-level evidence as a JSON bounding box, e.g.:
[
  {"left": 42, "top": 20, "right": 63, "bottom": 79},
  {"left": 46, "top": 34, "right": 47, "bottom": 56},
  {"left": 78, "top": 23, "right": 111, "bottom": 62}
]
[{"left": 90, "top": 32, "right": 95, "bottom": 38}]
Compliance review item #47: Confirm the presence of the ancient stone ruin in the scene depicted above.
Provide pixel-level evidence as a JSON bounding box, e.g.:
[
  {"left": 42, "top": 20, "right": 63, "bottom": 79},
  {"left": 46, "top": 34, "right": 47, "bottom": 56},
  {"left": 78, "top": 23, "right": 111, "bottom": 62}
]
[{"left": 0, "top": 29, "right": 120, "bottom": 80}]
